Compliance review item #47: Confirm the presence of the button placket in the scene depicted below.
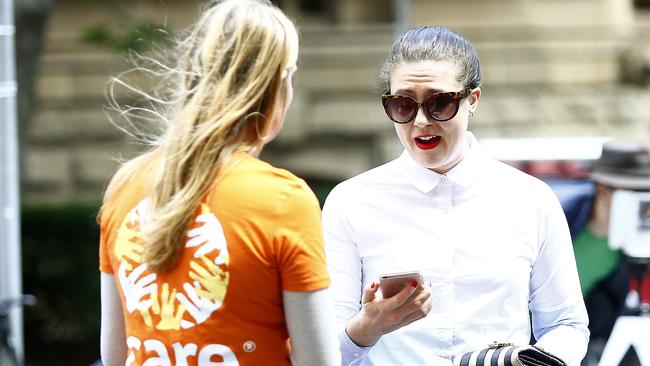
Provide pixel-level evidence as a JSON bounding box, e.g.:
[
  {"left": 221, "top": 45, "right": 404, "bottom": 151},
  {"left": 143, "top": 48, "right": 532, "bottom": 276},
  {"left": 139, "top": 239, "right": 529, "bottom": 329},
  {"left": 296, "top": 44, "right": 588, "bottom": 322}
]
[{"left": 439, "top": 176, "right": 453, "bottom": 212}]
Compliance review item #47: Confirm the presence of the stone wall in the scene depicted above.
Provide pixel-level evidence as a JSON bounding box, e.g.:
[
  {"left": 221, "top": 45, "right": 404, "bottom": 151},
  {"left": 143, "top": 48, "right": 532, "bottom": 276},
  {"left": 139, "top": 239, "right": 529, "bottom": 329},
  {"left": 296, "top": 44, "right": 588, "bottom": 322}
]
[{"left": 23, "top": 0, "right": 650, "bottom": 203}]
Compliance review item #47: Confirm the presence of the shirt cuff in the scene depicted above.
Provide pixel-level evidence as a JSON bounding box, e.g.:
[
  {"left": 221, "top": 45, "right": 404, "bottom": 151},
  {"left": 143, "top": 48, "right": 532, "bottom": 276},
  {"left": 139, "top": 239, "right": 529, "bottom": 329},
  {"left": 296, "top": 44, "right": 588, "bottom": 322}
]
[
  {"left": 535, "top": 326, "right": 589, "bottom": 366},
  {"left": 339, "top": 328, "right": 372, "bottom": 366}
]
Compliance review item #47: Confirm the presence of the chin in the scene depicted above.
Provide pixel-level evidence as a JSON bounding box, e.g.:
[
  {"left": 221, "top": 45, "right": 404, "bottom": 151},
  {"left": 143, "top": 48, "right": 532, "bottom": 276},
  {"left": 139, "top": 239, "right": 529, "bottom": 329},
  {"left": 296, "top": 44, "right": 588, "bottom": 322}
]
[{"left": 413, "top": 153, "right": 443, "bottom": 170}]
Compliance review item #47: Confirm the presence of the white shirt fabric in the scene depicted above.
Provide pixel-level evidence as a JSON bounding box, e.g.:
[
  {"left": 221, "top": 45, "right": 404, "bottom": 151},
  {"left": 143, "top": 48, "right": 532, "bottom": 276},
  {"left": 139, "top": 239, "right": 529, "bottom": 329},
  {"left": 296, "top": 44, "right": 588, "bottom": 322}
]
[{"left": 322, "top": 132, "right": 589, "bottom": 366}]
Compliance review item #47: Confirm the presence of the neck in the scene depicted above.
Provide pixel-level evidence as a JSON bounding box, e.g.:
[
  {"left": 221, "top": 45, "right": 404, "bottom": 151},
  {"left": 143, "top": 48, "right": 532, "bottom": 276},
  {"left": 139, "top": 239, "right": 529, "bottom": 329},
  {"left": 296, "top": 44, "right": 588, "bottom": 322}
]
[{"left": 587, "top": 204, "right": 610, "bottom": 238}]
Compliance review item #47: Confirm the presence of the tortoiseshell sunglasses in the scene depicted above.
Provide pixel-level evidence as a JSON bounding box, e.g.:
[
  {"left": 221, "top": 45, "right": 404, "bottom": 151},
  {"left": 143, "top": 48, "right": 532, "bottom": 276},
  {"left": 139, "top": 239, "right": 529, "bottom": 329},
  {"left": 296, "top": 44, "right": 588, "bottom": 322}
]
[{"left": 381, "top": 88, "right": 471, "bottom": 124}]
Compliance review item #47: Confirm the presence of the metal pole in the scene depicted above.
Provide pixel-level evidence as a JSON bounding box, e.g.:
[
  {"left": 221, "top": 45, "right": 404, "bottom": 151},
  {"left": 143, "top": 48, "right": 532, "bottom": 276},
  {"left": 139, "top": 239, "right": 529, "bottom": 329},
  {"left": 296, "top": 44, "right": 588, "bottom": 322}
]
[{"left": 0, "top": 0, "right": 24, "bottom": 364}]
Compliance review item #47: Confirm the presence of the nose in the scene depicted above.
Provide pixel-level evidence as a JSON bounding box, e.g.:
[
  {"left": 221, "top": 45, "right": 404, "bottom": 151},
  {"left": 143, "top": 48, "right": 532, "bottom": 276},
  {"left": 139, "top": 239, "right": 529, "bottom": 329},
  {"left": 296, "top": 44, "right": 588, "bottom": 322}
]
[{"left": 412, "top": 105, "right": 431, "bottom": 128}]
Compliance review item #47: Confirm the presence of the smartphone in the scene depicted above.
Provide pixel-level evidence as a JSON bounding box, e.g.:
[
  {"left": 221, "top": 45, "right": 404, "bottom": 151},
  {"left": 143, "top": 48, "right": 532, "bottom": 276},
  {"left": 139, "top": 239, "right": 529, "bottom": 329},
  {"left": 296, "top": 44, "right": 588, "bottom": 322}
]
[{"left": 379, "top": 271, "right": 423, "bottom": 298}]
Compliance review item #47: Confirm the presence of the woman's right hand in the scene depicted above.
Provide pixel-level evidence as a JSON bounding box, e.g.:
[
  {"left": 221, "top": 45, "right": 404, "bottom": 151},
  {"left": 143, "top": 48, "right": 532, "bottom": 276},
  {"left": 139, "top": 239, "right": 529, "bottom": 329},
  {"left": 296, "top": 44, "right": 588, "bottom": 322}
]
[{"left": 345, "top": 280, "right": 433, "bottom": 347}]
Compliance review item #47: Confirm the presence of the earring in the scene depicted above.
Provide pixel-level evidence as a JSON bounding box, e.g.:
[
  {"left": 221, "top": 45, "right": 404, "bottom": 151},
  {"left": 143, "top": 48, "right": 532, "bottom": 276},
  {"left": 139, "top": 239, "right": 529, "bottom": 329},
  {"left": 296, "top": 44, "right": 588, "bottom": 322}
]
[{"left": 469, "top": 111, "right": 474, "bottom": 118}]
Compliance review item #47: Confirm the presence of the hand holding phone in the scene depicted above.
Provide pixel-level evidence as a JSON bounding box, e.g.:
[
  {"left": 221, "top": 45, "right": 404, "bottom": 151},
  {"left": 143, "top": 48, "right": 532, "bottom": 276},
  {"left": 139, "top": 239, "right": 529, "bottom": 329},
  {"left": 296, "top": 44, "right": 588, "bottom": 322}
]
[{"left": 379, "top": 271, "right": 423, "bottom": 298}]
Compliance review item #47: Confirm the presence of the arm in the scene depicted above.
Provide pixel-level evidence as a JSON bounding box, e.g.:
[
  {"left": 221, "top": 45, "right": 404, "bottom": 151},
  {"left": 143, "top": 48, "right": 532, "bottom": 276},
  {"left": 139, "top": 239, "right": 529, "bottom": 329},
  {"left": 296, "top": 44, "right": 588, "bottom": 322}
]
[
  {"left": 100, "top": 272, "right": 127, "bottom": 366},
  {"left": 283, "top": 289, "right": 340, "bottom": 366},
  {"left": 530, "top": 188, "right": 590, "bottom": 366},
  {"left": 322, "top": 186, "right": 432, "bottom": 365}
]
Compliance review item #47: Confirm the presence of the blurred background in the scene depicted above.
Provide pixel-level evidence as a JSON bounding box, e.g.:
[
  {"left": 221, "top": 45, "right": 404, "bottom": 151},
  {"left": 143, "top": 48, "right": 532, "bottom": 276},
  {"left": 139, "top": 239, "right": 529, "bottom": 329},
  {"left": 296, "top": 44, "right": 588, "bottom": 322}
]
[{"left": 2, "top": 0, "right": 650, "bottom": 364}]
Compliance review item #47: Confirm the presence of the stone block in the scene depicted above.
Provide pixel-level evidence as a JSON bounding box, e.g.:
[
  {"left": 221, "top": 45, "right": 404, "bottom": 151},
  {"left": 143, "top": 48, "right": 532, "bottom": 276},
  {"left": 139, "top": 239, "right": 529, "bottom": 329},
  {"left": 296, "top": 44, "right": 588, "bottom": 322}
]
[
  {"left": 23, "top": 149, "right": 70, "bottom": 186},
  {"left": 73, "top": 143, "right": 141, "bottom": 187},
  {"left": 309, "top": 93, "right": 389, "bottom": 134},
  {"left": 29, "top": 109, "right": 121, "bottom": 143}
]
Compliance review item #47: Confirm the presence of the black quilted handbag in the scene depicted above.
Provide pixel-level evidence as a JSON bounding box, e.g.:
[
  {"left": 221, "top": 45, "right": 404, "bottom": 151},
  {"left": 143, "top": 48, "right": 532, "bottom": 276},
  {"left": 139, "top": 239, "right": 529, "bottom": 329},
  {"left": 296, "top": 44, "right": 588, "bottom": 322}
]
[{"left": 453, "top": 343, "right": 567, "bottom": 366}]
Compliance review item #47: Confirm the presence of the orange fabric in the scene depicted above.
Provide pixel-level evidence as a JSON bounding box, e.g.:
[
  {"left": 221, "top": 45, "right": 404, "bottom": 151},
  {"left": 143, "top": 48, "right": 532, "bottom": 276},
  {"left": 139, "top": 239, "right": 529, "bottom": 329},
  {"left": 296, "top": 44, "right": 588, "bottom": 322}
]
[{"left": 99, "top": 153, "right": 330, "bottom": 366}]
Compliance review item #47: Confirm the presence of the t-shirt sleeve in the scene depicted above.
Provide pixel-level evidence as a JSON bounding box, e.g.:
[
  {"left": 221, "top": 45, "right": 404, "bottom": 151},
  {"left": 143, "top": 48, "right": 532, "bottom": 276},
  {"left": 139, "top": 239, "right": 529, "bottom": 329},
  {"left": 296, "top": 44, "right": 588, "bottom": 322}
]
[
  {"left": 99, "top": 208, "right": 114, "bottom": 274},
  {"left": 274, "top": 181, "right": 330, "bottom": 292}
]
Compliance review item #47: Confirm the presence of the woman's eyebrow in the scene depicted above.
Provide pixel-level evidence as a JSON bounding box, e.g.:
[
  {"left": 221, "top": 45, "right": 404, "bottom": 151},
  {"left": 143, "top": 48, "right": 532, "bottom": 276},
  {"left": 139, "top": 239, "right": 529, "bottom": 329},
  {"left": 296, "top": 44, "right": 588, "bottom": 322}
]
[{"left": 393, "top": 87, "right": 446, "bottom": 95}]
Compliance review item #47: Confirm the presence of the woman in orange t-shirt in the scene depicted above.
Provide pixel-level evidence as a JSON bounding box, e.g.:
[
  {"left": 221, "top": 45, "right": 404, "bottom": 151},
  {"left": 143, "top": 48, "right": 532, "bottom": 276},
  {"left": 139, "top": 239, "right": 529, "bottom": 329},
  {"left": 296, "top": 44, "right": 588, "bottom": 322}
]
[{"left": 98, "top": 1, "right": 339, "bottom": 365}]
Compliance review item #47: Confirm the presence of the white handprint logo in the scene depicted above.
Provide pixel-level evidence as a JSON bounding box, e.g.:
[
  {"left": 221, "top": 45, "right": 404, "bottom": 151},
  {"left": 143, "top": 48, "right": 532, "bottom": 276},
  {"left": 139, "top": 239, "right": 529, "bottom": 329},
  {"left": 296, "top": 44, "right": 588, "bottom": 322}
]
[
  {"left": 118, "top": 262, "right": 158, "bottom": 313},
  {"left": 177, "top": 281, "right": 223, "bottom": 328},
  {"left": 186, "top": 204, "right": 229, "bottom": 264},
  {"left": 114, "top": 200, "right": 230, "bottom": 330}
]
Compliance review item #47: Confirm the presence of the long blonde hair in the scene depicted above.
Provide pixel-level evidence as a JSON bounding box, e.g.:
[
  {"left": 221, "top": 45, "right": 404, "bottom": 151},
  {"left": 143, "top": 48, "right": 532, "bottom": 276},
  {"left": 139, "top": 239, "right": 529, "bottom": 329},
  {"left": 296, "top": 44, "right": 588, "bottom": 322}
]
[{"left": 100, "top": 0, "right": 299, "bottom": 272}]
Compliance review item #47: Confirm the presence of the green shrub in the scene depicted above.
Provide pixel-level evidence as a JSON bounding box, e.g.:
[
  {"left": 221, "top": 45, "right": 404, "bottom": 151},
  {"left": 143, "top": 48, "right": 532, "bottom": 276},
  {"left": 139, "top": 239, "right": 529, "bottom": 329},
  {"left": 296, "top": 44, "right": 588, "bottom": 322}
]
[{"left": 22, "top": 202, "right": 102, "bottom": 365}]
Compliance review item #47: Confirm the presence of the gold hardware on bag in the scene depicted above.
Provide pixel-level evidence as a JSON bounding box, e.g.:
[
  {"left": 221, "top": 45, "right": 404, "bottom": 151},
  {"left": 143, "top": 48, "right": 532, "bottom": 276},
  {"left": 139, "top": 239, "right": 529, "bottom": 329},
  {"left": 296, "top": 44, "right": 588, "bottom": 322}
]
[{"left": 488, "top": 341, "right": 514, "bottom": 349}]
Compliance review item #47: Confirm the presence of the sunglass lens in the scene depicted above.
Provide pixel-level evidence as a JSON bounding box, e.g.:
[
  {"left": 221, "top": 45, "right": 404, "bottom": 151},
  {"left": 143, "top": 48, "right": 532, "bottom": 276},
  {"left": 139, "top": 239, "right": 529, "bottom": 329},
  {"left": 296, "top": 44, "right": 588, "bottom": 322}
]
[
  {"left": 426, "top": 93, "right": 456, "bottom": 121},
  {"left": 386, "top": 96, "right": 417, "bottom": 123}
]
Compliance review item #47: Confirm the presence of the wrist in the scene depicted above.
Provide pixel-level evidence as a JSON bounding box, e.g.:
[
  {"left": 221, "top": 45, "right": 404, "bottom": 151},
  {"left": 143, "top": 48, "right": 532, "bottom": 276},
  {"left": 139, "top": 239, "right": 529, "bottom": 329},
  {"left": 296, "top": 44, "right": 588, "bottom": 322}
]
[{"left": 345, "top": 315, "right": 381, "bottom": 347}]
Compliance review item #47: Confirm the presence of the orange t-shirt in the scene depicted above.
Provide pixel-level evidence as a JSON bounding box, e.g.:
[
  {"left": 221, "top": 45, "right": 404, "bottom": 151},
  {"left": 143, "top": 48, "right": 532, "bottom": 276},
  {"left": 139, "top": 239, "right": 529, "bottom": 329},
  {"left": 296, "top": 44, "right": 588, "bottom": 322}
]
[{"left": 99, "top": 153, "right": 330, "bottom": 366}]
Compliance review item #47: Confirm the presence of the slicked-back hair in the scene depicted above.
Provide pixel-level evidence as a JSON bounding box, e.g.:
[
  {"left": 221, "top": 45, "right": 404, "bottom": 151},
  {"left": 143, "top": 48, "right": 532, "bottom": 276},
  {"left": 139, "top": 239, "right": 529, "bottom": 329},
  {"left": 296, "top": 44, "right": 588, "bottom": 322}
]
[{"left": 379, "top": 26, "right": 482, "bottom": 94}]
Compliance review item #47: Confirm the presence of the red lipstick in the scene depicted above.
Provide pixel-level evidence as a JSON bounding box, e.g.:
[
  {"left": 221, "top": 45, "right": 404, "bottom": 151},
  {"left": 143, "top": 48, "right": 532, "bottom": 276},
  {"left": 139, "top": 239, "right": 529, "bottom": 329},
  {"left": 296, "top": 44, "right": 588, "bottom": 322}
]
[{"left": 414, "top": 135, "right": 441, "bottom": 150}]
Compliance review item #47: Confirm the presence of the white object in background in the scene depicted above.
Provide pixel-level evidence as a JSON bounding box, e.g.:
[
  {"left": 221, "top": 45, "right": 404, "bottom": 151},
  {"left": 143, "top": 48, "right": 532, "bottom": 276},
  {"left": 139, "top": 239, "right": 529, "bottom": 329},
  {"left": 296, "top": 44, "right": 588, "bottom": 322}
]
[
  {"left": 597, "top": 316, "right": 650, "bottom": 366},
  {"left": 608, "top": 190, "right": 650, "bottom": 258}
]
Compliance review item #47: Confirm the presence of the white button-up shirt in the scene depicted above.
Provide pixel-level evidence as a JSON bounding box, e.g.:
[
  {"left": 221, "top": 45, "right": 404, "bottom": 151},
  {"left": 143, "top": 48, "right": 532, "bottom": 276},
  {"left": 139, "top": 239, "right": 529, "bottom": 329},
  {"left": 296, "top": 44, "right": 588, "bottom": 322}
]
[{"left": 322, "top": 133, "right": 589, "bottom": 366}]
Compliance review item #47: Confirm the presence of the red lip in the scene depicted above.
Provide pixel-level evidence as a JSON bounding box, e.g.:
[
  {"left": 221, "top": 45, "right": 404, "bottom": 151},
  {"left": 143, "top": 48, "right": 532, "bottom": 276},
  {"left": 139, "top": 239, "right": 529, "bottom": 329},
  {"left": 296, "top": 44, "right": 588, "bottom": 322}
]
[{"left": 414, "top": 135, "right": 441, "bottom": 150}]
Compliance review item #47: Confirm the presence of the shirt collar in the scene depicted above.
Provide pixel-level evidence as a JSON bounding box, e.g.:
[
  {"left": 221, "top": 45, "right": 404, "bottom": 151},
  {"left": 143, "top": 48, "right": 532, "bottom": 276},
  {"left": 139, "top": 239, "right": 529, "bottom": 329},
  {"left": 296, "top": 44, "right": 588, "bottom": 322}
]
[{"left": 397, "top": 132, "right": 488, "bottom": 193}]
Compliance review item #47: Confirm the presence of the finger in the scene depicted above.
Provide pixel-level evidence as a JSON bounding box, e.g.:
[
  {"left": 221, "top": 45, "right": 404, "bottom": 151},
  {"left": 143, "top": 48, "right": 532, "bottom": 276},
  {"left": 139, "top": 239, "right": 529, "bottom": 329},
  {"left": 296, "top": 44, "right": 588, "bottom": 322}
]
[
  {"left": 394, "top": 291, "right": 433, "bottom": 323},
  {"left": 118, "top": 263, "right": 128, "bottom": 281},
  {"left": 161, "top": 283, "right": 169, "bottom": 303},
  {"left": 175, "top": 302, "right": 185, "bottom": 320},
  {"left": 215, "top": 254, "right": 227, "bottom": 265},
  {"left": 138, "top": 299, "right": 153, "bottom": 310},
  {"left": 200, "top": 255, "right": 218, "bottom": 271},
  {"left": 138, "top": 273, "right": 157, "bottom": 287},
  {"left": 189, "top": 261, "right": 211, "bottom": 278},
  {"left": 142, "top": 283, "right": 158, "bottom": 297},
  {"left": 194, "top": 214, "right": 209, "bottom": 224},
  {"left": 169, "top": 289, "right": 178, "bottom": 307},
  {"left": 362, "top": 281, "right": 379, "bottom": 304},
  {"left": 185, "top": 233, "right": 205, "bottom": 247},
  {"left": 132, "top": 244, "right": 144, "bottom": 254},
  {"left": 130, "top": 263, "right": 148, "bottom": 279},
  {"left": 194, "top": 245, "right": 213, "bottom": 258},
  {"left": 176, "top": 292, "right": 199, "bottom": 315},
  {"left": 181, "top": 319, "right": 195, "bottom": 329},
  {"left": 398, "top": 308, "right": 427, "bottom": 328},
  {"left": 386, "top": 280, "right": 419, "bottom": 308},
  {"left": 183, "top": 282, "right": 201, "bottom": 304},
  {"left": 151, "top": 284, "right": 160, "bottom": 314}
]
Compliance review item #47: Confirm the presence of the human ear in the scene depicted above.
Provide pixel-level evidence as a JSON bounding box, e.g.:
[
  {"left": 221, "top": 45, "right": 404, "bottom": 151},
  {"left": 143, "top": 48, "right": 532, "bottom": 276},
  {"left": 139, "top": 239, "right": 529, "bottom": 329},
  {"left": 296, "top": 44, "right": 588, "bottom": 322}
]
[
  {"left": 469, "top": 87, "right": 481, "bottom": 106},
  {"left": 468, "top": 87, "right": 481, "bottom": 117}
]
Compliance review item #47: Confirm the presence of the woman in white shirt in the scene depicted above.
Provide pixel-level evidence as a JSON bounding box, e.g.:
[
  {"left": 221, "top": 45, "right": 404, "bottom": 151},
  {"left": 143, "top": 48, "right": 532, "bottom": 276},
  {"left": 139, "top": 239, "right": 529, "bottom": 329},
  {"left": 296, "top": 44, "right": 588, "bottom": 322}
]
[{"left": 322, "top": 26, "right": 589, "bottom": 366}]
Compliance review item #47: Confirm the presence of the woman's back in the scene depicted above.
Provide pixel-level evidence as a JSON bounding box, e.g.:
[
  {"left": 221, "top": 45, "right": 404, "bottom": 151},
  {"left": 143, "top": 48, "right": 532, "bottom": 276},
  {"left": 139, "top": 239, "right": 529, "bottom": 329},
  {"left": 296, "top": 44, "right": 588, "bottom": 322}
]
[{"left": 100, "top": 152, "right": 329, "bottom": 365}]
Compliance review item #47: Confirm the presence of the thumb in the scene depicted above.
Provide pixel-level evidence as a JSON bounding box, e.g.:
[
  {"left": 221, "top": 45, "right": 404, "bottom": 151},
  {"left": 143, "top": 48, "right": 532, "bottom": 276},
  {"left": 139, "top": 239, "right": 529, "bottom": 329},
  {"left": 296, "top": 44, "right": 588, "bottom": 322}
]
[{"left": 362, "top": 281, "right": 379, "bottom": 304}]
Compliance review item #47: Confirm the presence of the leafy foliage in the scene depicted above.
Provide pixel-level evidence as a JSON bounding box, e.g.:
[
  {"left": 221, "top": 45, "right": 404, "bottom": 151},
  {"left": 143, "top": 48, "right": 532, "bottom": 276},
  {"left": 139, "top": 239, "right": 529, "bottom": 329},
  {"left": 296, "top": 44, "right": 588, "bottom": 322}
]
[{"left": 82, "top": 21, "right": 169, "bottom": 53}]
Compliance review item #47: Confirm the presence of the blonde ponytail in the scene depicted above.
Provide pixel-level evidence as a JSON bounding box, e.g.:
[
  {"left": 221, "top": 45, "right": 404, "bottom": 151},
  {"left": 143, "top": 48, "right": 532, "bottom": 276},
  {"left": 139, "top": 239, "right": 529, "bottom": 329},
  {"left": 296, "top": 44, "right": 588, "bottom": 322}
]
[{"left": 100, "top": 0, "right": 299, "bottom": 272}]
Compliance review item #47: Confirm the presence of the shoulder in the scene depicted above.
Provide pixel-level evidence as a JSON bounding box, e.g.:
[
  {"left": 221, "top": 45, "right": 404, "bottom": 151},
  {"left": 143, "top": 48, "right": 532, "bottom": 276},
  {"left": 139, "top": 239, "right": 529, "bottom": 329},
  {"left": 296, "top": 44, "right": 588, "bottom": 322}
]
[
  {"left": 479, "top": 159, "right": 565, "bottom": 220},
  {"left": 218, "top": 155, "right": 319, "bottom": 214},
  {"left": 100, "top": 155, "right": 154, "bottom": 230}
]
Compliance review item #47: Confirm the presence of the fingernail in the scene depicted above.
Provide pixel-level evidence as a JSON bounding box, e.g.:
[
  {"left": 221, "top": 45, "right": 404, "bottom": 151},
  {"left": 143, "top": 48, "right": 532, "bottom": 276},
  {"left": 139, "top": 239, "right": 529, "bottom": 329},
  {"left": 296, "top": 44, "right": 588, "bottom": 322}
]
[
  {"left": 411, "top": 280, "right": 418, "bottom": 288},
  {"left": 370, "top": 282, "right": 376, "bottom": 289}
]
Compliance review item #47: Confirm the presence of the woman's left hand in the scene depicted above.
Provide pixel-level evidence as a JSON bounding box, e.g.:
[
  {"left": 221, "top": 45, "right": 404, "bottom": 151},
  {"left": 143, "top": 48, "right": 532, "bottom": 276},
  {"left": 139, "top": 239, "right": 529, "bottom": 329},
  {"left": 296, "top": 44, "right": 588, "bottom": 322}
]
[{"left": 345, "top": 280, "right": 433, "bottom": 347}]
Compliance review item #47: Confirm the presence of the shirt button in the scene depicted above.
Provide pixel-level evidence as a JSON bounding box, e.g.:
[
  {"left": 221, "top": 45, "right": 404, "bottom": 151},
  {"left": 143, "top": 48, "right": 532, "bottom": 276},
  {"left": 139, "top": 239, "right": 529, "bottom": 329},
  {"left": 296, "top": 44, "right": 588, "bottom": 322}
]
[{"left": 353, "top": 352, "right": 360, "bottom": 358}]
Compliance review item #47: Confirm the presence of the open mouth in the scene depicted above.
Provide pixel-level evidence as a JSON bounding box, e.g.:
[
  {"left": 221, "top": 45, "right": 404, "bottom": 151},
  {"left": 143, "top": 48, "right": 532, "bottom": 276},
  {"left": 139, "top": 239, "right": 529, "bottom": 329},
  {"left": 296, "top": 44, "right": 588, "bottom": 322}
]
[{"left": 414, "top": 135, "right": 441, "bottom": 150}]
